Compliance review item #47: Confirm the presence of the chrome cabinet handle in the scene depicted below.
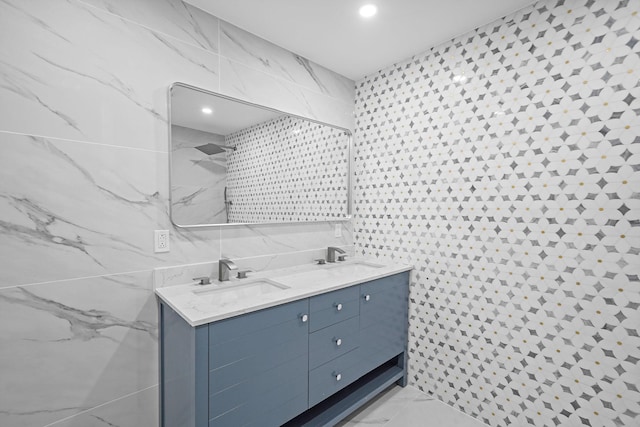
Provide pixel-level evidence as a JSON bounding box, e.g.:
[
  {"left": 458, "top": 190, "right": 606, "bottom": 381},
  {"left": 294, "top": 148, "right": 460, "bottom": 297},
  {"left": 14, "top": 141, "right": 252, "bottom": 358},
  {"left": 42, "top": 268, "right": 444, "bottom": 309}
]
[
  {"left": 364, "top": 294, "right": 371, "bottom": 301},
  {"left": 333, "top": 372, "right": 342, "bottom": 381},
  {"left": 300, "top": 314, "right": 308, "bottom": 322},
  {"left": 335, "top": 303, "right": 343, "bottom": 311},
  {"left": 335, "top": 338, "right": 342, "bottom": 346}
]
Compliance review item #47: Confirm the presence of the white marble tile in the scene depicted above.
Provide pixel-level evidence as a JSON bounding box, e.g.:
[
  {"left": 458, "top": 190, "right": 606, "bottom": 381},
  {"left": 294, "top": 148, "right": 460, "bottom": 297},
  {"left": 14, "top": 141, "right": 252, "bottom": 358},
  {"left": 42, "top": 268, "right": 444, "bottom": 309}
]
[
  {"left": 170, "top": 125, "right": 228, "bottom": 225},
  {"left": 0, "top": 0, "right": 219, "bottom": 152},
  {"left": 220, "top": 58, "right": 354, "bottom": 131},
  {"left": 230, "top": 245, "right": 354, "bottom": 273},
  {"left": 78, "top": 0, "right": 219, "bottom": 52},
  {"left": 220, "top": 221, "right": 353, "bottom": 260},
  {"left": 385, "top": 399, "right": 488, "bottom": 427},
  {"left": 171, "top": 184, "right": 228, "bottom": 225},
  {"left": 0, "top": 271, "right": 157, "bottom": 427},
  {"left": 153, "top": 260, "right": 218, "bottom": 289},
  {"left": 337, "top": 385, "right": 433, "bottom": 426},
  {"left": 338, "top": 385, "right": 485, "bottom": 427},
  {"left": 220, "top": 21, "right": 354, "bottom": 104},
  {"left": 0, "top": 132, "right": 220, "bottom": 288},
  {"left": 48, "top": 385, "right": 158, "bottom": 427}
]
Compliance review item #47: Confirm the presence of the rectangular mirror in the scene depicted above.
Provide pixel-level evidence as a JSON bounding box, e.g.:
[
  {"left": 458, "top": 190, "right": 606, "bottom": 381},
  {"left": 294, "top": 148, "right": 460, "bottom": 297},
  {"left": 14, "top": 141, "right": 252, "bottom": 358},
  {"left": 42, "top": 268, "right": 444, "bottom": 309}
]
[{"left": 169, "top": 83, "right": 352, "bottom": 227}]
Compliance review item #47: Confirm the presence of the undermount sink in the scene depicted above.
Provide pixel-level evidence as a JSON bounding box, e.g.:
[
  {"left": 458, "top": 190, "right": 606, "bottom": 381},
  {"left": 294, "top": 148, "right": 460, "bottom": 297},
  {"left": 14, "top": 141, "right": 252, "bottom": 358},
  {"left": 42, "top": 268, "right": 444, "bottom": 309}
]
[{"left": 192, "top": 279, "right": 289, "bottom": 306}]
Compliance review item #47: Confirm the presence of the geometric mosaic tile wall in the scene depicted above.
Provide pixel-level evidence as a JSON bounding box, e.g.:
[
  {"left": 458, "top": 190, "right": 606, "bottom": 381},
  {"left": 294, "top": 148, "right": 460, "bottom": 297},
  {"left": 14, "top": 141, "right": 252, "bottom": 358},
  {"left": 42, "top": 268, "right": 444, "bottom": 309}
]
[
  {"left": 353, "top": 1, "right": 640, "bottom": 425},
  {"left": 226, "top": 115, "right": 350, "bottom": 222}
]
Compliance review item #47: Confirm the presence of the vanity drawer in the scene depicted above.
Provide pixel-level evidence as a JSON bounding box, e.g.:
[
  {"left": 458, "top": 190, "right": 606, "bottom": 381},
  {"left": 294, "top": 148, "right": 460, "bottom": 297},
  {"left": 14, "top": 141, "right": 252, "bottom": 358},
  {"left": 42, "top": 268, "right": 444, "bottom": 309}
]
[
  {"left": 309, "top": 316, "right": 359, "bottom": 369},
  {"left": 308, "top": 348, "right": 363, "bottom": 407},
  {"left": 309, "top": 285, "right": 359, "bottom": 332}
]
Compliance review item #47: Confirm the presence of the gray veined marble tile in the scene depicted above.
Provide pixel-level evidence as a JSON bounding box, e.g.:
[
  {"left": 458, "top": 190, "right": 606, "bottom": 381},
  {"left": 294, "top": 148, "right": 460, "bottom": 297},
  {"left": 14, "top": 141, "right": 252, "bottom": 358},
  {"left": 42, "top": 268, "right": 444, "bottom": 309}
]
[
  {"left": 0, "top": 271, "right": 157, "bottom": 427},
  {"left": 220, "top": 21, "right": 354, "bottom": 104},
  {"left": 220, "top": 58, "right": 355, "bottom": 131},
  {"left": 0, "top": 0, "right": 219, "bottom": 152},
  {"left": 0, "top": 132, "right": 220, "bottom": 288},
  {"left": 47, "top": 385, "right": 159, "bottom": 427},
  {"left": 220, "top": 221, "right": 353, "bottom": 260},
  {"left": 170, "top": 125, "right": 228, "bottom": 225},
  {"left": 384, "top": 399, "right": 488, "bottom": 427},
  {"left": 77, "top": 0, "right": 219, "bottom": 53},
  {"left": 337, "top": 386, "right": 434, "bottom": 427},
  {"left": 171, "top": 184, "right": 228, "bottom": 225}
]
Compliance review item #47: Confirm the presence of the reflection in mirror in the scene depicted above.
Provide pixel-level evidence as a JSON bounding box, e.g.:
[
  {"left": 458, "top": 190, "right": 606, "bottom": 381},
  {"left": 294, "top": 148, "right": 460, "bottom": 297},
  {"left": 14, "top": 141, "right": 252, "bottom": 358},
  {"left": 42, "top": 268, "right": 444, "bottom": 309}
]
[{"left": 169, "top": 83, "right": 352, "bottom": 227}]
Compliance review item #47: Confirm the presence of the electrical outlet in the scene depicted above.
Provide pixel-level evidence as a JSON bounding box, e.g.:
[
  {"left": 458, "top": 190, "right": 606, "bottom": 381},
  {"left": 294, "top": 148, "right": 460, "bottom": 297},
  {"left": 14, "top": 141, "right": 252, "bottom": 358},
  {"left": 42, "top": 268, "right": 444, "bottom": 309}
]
[
  {"left": 334, "top": 224, "right": 342, "bottom": 238},
  {"left": 154, "top": 230, "right": 170, "bottom": 253}
]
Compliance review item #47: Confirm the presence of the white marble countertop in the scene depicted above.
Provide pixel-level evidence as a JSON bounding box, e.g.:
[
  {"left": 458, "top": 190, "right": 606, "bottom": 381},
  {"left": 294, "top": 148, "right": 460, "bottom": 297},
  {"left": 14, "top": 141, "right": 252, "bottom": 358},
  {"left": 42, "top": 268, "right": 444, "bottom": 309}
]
[{"left": 155, "top": 258, "right": 413, "bottom": 326}]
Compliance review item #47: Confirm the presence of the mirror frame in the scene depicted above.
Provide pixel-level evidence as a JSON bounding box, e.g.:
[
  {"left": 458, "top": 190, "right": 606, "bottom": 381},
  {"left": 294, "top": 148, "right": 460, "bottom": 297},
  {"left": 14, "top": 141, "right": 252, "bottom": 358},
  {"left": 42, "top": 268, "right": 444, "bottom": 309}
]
[{"left": 168, "top": 82, "right": 353, "bottom": 228}]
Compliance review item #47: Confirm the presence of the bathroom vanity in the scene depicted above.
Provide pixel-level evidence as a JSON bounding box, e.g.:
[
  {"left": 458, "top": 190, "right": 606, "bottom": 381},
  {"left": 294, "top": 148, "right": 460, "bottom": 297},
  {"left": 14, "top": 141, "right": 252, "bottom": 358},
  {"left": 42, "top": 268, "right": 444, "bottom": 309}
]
[{"left": 157, "top": 260, "right": 411, "bottom": 427}]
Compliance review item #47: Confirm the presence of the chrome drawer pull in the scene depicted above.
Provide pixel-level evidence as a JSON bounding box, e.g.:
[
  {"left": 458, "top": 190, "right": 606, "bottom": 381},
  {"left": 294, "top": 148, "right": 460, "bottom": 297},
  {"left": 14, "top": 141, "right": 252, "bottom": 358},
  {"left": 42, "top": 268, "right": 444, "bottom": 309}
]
[
  {"left": 334, "top": 372, "right": 342, "bottom": 381},
  {"left": 335, "top": 303, "right": 343, "bottom": 311},
  {"left": 364, "top": 294, "right": 371, "bottom": 301},
  {"left": 335, "top": 338, "right": 342, "bottom": 346},
  {"left": 300, "top": 314, "right": 308, "bottom": 323}
]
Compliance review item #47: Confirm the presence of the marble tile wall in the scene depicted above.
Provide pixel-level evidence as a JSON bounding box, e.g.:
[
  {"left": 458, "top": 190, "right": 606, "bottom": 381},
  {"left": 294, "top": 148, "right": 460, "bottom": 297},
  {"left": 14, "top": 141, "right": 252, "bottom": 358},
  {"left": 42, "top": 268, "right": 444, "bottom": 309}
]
[
  {"left": 170, "top": 125, "right": 228, "bottom": 225},
  {"left": 353, "top": 0, "right": 639, "bottom": 426},
  {"left": 0, "top": 0, "right": 354, "bottom": 426}
]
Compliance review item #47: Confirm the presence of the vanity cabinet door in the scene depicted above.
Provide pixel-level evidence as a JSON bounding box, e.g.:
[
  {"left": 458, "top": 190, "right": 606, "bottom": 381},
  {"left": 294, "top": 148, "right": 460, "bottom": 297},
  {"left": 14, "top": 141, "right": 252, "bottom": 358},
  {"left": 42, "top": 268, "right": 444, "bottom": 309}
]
[
  {"left": 359, "top": 272, "right": 409, "bottom": 374},
  {"left": 207, "top": 299, "right": 309, "bottom": 427}
]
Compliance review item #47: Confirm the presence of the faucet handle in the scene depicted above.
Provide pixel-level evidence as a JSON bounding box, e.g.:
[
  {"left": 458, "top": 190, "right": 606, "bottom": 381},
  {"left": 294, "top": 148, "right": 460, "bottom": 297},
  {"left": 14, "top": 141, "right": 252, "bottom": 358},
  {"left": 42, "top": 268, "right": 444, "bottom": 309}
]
[
  {"left": 193, "top": 276, "right": 211, "bottom": 285},
  {"left": 236, "top": 269, "right": 252, "bottom": 279},
  {"left": 315, "top": 258, "right": 327, "bottom": 265},
  {"left": 337, "top": 254, "right": 348, "bottom": 262}
]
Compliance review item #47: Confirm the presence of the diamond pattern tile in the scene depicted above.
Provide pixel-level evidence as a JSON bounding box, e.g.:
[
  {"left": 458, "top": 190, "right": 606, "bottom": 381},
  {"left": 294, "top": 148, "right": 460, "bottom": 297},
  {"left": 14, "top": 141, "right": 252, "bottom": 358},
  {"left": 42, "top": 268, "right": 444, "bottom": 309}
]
[
  {"left": 226, "top": 115, "right": 350, "bottom": 222},
  {"left": 353, "top": 0, "right": 640, "bottom": 426}
]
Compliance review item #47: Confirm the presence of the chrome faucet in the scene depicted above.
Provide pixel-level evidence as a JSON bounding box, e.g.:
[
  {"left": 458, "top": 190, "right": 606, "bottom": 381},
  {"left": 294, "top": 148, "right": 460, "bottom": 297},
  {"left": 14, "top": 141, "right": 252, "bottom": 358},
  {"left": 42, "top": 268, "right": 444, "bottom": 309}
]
[
  {"left": 327, "top": 246, "right": 347, "bottom": 263},
  {"left": 218, "top": 258, "right": 238, "bottom": 281}
]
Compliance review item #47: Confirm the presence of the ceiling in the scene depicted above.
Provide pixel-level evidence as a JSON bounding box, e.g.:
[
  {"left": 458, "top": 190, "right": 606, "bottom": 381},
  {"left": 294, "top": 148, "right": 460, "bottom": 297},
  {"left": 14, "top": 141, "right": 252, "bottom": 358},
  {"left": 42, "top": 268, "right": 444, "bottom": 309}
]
[{"left": 186, "top": 0, "right": 538, "bottom": 81}]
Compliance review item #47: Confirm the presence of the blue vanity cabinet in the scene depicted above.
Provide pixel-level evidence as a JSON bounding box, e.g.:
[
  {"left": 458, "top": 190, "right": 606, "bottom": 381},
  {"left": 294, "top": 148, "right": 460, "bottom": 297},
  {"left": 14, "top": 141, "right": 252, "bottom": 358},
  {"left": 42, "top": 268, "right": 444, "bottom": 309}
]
[
  {"left": 160, "top": 270, "right": 410, "bottom": 427},
  {"left": 307, "top": 286, "right": 362, "bottom": 406},
  {"left": 207, "top": 299, "right": 309, "bottom": 426},
  {"left": 160, "top": 299, "right": 309, "bottom": 427},
  {"left": 358, "top": 271, "right": 410, "bottom": 378},
  {"left": 308, "top": 285, "right": 360, "bottom": 332}
]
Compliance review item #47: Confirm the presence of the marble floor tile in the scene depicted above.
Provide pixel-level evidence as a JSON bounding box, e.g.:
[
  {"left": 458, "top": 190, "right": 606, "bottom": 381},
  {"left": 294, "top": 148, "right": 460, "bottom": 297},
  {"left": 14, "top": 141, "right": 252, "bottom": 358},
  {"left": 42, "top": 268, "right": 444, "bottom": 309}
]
[
  {"left": 338, "top": 385, "right": 487, "bottom": 427},
  {"left": 47, "top": 385, "right": 158, "bottom": 427}
]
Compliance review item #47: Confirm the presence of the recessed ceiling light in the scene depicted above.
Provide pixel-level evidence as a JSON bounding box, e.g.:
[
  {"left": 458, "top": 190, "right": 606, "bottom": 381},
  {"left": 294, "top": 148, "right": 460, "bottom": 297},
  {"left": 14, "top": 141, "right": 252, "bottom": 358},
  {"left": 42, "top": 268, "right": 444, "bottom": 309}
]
[
  {"left": 359, "top": 4, "right": 377, "bottom": 18},
  {"left": 201, "top": 107, "right": 213, "bottom": 114}
]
